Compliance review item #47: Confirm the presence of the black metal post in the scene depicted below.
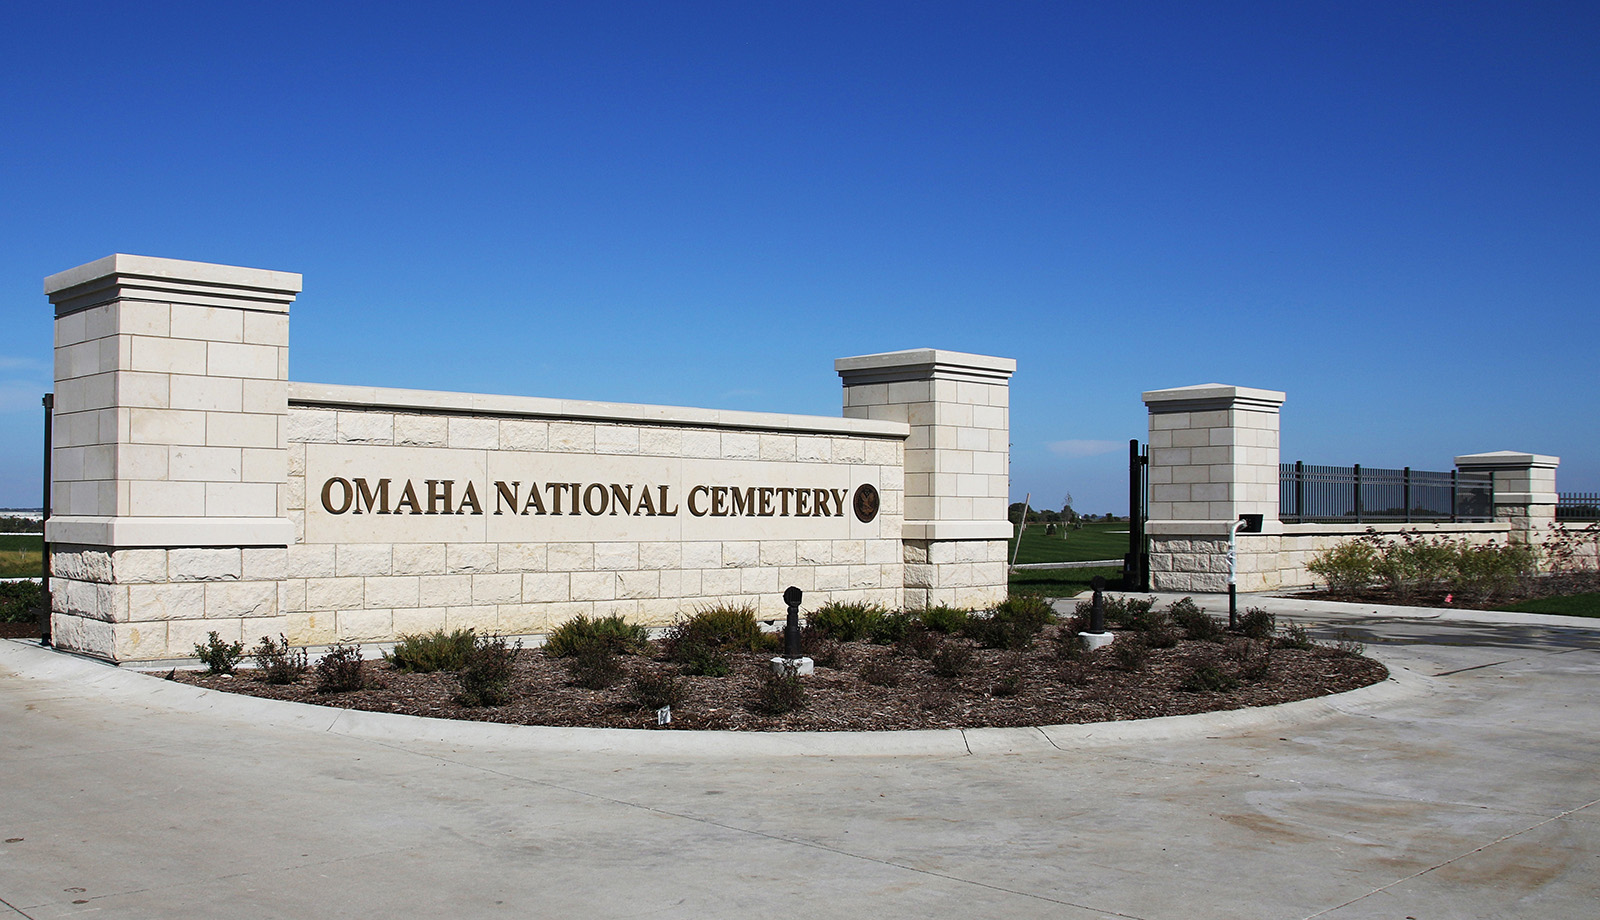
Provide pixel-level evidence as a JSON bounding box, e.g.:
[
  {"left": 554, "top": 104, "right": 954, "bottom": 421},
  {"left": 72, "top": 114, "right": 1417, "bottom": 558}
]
[
  {"left": 1450, "top": 470, "right": 1458, "bottom": 523},
  {"left": 1090, "top": 575, "right": 1106, "bottom": 633},
  {"left": 782, "top": 585, "right": 802, "bottom": 658},
  {"left": 1294, "top": 460, "right": 1304, "bottom": 523},
  {"left": 1125, "top": 440, "right": 1140, "bottom": 587},
  {"left": 39, "top": 394, "right": 53, "bottom": 646},
  {"left": 1403, "top": 467, "right": 1411, "bottom": 524},
  {"left": 1228, "top": 583, "right": 1237, "bottom": 629},
  {"left": 1353, "top": 464, "right": 1363, "bottom": 523}
]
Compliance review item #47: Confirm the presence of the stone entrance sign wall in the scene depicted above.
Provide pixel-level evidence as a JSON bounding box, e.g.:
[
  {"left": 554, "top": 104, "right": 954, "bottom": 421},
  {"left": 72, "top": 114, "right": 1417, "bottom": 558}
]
[{"left": 43, "top": 255, "right": 1014, "bottom": 664}]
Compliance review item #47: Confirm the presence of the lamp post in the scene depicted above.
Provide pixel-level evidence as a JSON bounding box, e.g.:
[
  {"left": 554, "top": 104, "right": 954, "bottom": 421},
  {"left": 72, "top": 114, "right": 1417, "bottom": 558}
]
[{"left": 1229, "top": 514, "right": 1264, "bottom": 629}]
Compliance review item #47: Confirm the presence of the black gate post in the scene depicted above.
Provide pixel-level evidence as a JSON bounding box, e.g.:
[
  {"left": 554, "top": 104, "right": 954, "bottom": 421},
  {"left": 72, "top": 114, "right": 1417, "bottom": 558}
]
[
  {"left": 39, "top": 393, "right": 52, "bottom": 646},
  {"left": 1125, "top": 439, "right": 1149, "bottom": 591}
]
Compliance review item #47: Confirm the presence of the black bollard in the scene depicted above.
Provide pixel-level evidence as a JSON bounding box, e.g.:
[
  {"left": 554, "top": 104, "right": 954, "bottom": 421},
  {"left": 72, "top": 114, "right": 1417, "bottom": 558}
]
[
  {"left": 1090, "top": 575, "right": 1106, "bottom": 633},
  {"left": 783, "top": 585, "right": 803, "bottom": 658}
]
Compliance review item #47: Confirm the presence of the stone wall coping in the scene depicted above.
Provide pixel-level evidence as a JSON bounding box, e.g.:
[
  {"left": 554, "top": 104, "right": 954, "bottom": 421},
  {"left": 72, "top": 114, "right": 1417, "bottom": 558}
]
[
  {"left": 834, "top": 349, "right": 1016, "bottom": 384},
  {"left": 1454, "top": 450, "right": 1561, "bottom": 470},
  {"left": 903, "top": 521, "right": 1015, "bottom": 541},
  {"left": 1142, "top": 383, "right": 1286, "bottom": 413},
  {"left": 287, "top": 381, "right": 910, "bottom": 439},
  {"left": 1278, "top": 521, "right": 1512, "bottom": 536},
  {"left": 45, "top": 254, "right": 303, "bottom": 316},
  {"left": 45, "top": 515, "right": 295, "bottom": 548}
]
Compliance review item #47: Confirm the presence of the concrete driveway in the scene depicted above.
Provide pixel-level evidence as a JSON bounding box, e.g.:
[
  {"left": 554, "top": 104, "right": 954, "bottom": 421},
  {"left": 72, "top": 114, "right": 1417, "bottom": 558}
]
[{"left": 2, "top": 594, "right": 1596, "bottom": 919}]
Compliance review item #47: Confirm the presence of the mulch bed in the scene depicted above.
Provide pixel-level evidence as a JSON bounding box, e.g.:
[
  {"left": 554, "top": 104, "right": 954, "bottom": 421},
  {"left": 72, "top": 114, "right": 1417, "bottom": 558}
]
[{"left": 168, "top": 627, "right": 1387, "bottom": 732}]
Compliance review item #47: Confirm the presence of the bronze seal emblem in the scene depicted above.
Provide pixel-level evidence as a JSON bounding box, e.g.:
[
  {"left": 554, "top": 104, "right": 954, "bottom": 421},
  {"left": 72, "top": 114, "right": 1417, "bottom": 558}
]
[{"left": 852, "top": 484, "right": 880, "bottom": 523}]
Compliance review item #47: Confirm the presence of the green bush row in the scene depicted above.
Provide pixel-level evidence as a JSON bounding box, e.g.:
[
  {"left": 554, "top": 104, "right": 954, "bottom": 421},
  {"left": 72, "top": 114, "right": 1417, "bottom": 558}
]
[{"left": 1306, "top": 532, "right": 1539, "bottom": 600}]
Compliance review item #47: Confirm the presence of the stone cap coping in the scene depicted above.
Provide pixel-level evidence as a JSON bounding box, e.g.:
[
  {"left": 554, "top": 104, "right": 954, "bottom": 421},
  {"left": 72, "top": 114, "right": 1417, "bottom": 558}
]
[
  {"left": 1149, "top": 520, "right": 1512, "bottom": 537},
  {"left": 45, "top": 515, "right": 294, "bottom": 548},
  {"left": 835, "top": 349, "right": 1016, "bottom": 385},
  {"left": 1454, "top": 450, "right": 1560, "bottom": 470},
  {"left": 45, "top": 254, "right": 303, "bottom": 316},
  {"left": 1142, "top": 383, "right": 1287, "bottom": 414},
  {"left": 901, "top": 520, "right": 1015, "bottom": 541},
  {"left": 288, "top": 382, "right": 911, "bottom": 439}
]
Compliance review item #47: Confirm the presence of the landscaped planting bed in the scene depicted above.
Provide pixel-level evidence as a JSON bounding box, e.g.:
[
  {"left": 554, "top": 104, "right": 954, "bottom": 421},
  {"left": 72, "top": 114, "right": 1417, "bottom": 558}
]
[{"left": 167, "top": 598, "right": 1386, "bottom": 732}]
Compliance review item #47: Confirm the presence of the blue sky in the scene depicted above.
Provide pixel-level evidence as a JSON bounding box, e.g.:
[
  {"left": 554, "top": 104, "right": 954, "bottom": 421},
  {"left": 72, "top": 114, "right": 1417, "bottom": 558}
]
[{"left": 2, "top": 1, "right": 1595, "bottom": 513}]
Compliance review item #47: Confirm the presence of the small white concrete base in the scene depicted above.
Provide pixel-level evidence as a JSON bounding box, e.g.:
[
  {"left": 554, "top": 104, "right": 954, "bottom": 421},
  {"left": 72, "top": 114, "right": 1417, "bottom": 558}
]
[
  {"left": 1079, "top": 632, "right": 1115, "bottom": 651},
  {"left": 770, "top": 656, "right": 814, "bottom": 676}
]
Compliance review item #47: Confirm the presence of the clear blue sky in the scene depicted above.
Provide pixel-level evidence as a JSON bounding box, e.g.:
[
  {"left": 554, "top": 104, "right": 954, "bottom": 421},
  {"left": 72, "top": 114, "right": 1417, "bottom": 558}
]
[{"left": 2, "top": 1, "right": 1596, "bottom": 513}]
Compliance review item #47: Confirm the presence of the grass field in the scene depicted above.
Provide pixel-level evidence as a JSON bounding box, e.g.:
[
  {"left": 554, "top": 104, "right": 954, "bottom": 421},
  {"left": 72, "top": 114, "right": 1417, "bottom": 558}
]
[
  {"left": 0, "top": 534, "right": 43, "bottom": 578},
  {"left": 1006, "top": 521, "right": 1128, "bottom": 565}
]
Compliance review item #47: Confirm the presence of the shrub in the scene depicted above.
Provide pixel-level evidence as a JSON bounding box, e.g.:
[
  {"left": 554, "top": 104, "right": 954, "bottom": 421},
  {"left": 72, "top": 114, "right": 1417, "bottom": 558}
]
[
  {"left": 1180, "top": 660, "right": 1238, "bottom": 692},
  {"left": 868, "top": 609, "right": 917, "bottom": 645},
  {"left": 250, "top": 634, "right": 308, "bottom": 684},
  {"left": 1306, "top": 539, "right": 1379, "bottom": 594},
  {"left": 458, "top": 635, "right": 521, "bottom": 705},
  {"left": 315, "top": 643, "right": 368, "bottom": 693},
  {"left": 751, "top": 662, "right": 807, "bottom": 715},
  {"left": 1225, "top": 638, "right": 1273, "bottom": 682},
  {"left": 194, "top": 631, "right": 245, "bottom": 675},
  {"left": 678, "top": 641, "right": 732, "bottom": 677},
  {"left": 1278, "top": 622, "right": 1315, "bottom": 650},
  {"left": 808, "top": 636, "right": 842, "bottom": 669},
  {"left": 992, "top": 653, "right": 1026, "bottom": 697},
  {"left": 919, "top": 605, "right": 970, "bottom": 634},
  {"left": 1236, "top": 607, "right": 1276, "bottom": 640},
  {"left": 629, "top": 668, "right": 685, "bottom": 710},
  {"left": 900, "top": 626, "right": 942, "bottom": 660},
  {"left": 1168, "top": 597, "right": 1224, "bottom": 641},
  {"left": 385, "top": 628, "right": 476, "bottom": 672},
  {"left": 807, "top": 601, "right": 887, "bottom": 642},
  {"left": 544, "top": 614, "right": 651, "bottom": 658},
  {"left": 1111, "top": 634, "right": 1149, "bottom": 671},
  {"left": 965, "top": 595, "right": 1056, "bottom": 650},
  {"left": 1075, "top": 594, "right": 1155, "bottom": 630},
  {"left": 0, "top": 580, "right": 43, "bottom": 624},
  {"left": 664, "top": 605, "right": 765, "bottom": 660},
  {"left": 564, "top": 645, "right": 623, "bottom": 690},
  {"left": 930, "top": 642, "right": 976, "bottom": 678}
]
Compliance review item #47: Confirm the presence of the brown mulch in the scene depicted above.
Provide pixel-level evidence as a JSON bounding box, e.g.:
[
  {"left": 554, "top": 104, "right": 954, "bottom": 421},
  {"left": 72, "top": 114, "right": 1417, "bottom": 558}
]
[{"left": 168, "top": 627, "right": 1387, "bottom": 732}]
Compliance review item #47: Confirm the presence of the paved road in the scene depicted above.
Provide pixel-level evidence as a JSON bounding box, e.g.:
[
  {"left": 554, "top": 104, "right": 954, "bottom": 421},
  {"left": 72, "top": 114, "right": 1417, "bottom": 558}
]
[{"left": 2, "top": 594, "right": 1597, "bottom": 919}]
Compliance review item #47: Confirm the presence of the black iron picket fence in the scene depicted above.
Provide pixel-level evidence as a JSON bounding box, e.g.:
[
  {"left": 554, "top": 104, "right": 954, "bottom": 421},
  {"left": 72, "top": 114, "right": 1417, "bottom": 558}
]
[
  {"left": 1557, "top": 493, "right": 1600, "bottom": 521},
  {"left": 1279, "top": 462, "right": 1495, "bottom": 523}
]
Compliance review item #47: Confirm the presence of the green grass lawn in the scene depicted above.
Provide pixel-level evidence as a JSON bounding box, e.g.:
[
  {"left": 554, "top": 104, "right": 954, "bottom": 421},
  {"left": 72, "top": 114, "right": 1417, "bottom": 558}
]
[
  {"left": 1006, "top": 521, "right": 1128, "bottom": 565},
  {"left": 1496, "top": 593, "right": 1600, "bottom": 618},
  {"left": 1008, "top": 565, "right": 1123, "bottom": 599},
  {"left": 0, "top": 534, "right": 45, "bottom": 578}
]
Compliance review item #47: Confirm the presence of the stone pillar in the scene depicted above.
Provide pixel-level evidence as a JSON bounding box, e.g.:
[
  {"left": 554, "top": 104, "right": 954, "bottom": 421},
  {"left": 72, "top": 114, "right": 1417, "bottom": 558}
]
[
  {"left": 1143, "top": 383, "right": 1286, "bottom": 592},
  {"left": 836, "top": 349, "right": 1015, "bottom": 609},
  {"left": 1454, "top": 451, "right": 1559, "bottom": 541},
  {"left": 45, "top": 255, "right": 299, "bottom": 662}
]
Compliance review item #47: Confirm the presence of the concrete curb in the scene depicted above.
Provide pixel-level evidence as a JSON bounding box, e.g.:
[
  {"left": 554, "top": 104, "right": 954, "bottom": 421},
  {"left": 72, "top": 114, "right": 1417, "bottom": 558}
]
[{"left": 1, "top": 636, "right": 1430, "bottom": 758}]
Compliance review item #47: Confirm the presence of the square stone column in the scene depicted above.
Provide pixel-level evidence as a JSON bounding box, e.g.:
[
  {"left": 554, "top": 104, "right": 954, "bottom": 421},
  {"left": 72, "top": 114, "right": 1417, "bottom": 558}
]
[
  {"left": 1454, "top": 451, "right": 1559, "bottom": 540},
  {"left": 45, "top": 255, "right": 300, "bottom": 661},
  {"left": 837, "top": 349, "right": 1015, "bottom": 609},
  {"left": 1142, "top": 383, "right": 1286, "bottom": 592}
]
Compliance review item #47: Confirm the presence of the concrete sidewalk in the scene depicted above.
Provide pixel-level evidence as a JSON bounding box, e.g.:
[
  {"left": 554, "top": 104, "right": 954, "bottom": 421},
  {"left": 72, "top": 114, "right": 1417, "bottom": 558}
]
[{"left": 2, "top": 597, "right": 1597, "bottom": 919}]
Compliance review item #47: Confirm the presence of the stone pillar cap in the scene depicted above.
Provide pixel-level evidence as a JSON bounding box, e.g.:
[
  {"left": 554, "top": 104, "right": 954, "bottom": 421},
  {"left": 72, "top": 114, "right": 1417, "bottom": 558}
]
[
  {"left": 1454, "top": 450, "right": 1560, "bottom": 470},
  {"left": 835, "top": 349, "right": 1015, "bottom": 385},
  {"left": 1142, "top": 383, "right": 1286, "bottom": 411},
  {"left": 45, "top": 253, "right": 302, "bottom": 315}
]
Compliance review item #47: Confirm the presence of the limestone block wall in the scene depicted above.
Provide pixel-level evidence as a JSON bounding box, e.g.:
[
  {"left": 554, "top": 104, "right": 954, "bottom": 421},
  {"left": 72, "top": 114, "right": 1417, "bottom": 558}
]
[{"left": 276, "top": 385, "right": 907, "bottom": 649}]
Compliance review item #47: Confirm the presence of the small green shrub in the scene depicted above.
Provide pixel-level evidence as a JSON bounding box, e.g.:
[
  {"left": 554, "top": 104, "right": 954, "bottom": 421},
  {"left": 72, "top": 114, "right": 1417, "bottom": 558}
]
[
  {"left": 0, "top": 580, "right": 43, "bottom": 624},
  {"left": 665, "top": 604, "right": 765, "bottom": 659},
  {"left": 751, "top": 662, "right": 807, "bottom": 715},
  {"left": 1236, "top": 607, "right": 1276, "bottom": 640},
  {"left": 808, "top": 635, "right": 842, "bottom": 669},
  {"left": 900, "top": 626, "right": 942, "bottom": 660},
  {"left": 868, "top": 609, "right": 917, "bottom": 645},
  {"left": 1111, "top": 634, "right": 1149, "bottom": 671},
  {"left": 250, "top": 634, "right": 308, "bottom": 684},
  {"left": 629, "top": 668, "right": 685, "bottom": 710},
  {"left": 564, "top": 644, "right": 623, "bottom": 690},
  {"left": 1306, "top": 539, "right": 1379, "bottom": 594},
  {"left": 964, "top": 595, "right": 1055, "bottom": 650},
  {"left": 194, "top": 631, "right": 245, "bottom": 675},
  {"left": 1168, "top": 597, "right": 1224, "bottom": 641},
  {"left": 930, "top": 642, "right": 976, "bottom": 678},
  {"left": 1180, "top": 661, "right": 1238, "bottom": 692},
  {"left": 991, "top": 653, "right": 1026, "bottom": 697},
  {"left": 919, "top": 605, "right": 970, "bottom": 634},
  {"left": 1278, "top": 622, "right": 1315, "bottom": 650},
  {"left": 544, "top": 614, "right": 651, "bottom": 658},
  {"left": 678, "top": 641, "right": 732, "bottom": 677},
  {"left": 457, "top": 634, "right": 520, "bottom": 706},
  {"left": 807, "top": 601, "right": 887, "bottom": 642},
  {"left": 1225, "top": 638, "right": 1273, "bottom": 682},
  {"left": 315, "top": 643, "right": 368, "bottom": 693},
  {"left": 385, "top": 628, "right": 477, "bottom": 672},
  {"left": 1075, "top": 594, "right": 1156, "bottom": 630}
]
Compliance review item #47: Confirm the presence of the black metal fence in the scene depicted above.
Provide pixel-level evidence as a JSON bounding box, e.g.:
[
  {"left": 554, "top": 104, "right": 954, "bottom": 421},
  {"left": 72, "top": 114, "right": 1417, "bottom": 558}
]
[
  {"left": 1279, "top": 462, "right": 1495, "bottom": 523},
  {"left": 1557, "top": 493, "right": 1600, "bottom": 521}
]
